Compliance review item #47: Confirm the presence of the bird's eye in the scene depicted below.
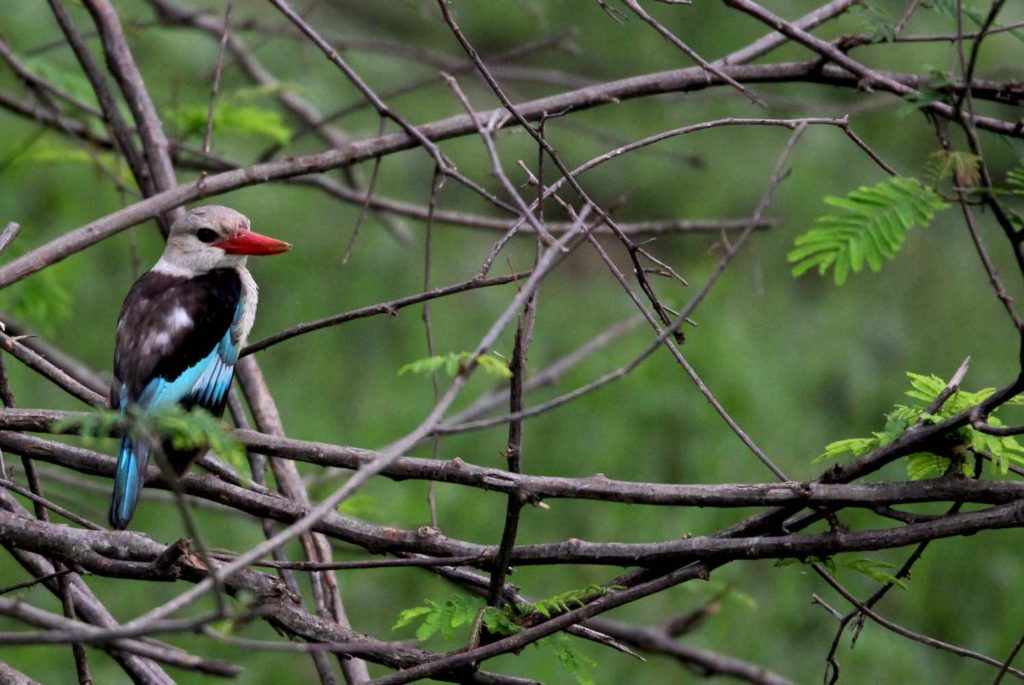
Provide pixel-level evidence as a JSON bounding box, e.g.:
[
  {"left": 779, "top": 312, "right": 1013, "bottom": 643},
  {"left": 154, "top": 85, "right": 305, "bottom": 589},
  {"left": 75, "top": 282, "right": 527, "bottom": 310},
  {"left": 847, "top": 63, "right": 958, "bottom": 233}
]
[{"left": 196, "top": 228, "right": 218, "bottom": 243}]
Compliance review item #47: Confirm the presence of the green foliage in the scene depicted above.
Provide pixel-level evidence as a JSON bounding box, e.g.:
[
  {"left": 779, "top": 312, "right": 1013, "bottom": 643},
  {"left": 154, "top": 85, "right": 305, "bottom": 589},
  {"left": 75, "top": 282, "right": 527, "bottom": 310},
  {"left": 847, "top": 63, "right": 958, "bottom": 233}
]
[
  {"left": 172, "top": 103, "right": 292, "bottom": 144},
  {"left": 851, "top": 3, "right": 895, "bottom": 43},
  {"left": 53, "top": 408, "right": 123, "bottom": 446},
  {"left": 8, "top": 252, "right": 73, "bottom": 333},
  {"left": 815, "top": 437, "right": 880, "bottom": 463},
  {"left": 13, "top": 138, "right": 137, "bottom": 188},
  {"left": 398, "top": 351, "right": 513, "bottom": 379},
  {"left": 896, "top": 70, "right": 955, "bottom": 118},
  {"left": 480, "top": 606, "right": 522, "bottom": 637},
  {"left": 56, "top": 404, "right": 246, "bottom": 471},
  {"left": 788, "top": 177, "right": 949, "bottom": 285},
  {"left": 683, "top": 579, "right": 758, "bottom": 610},
  {"left": 547, "top": 633, "right": 597, "bottom": 685},
  {"left": 814, "top": 372, "right": 1024, "bottom": 478},
  {"left": 394, "top": 587, "right": 613, "bottom": 683},
  {"left": 516, "top": 584, "right": 617, "bottom": 618},
  {"left": 906, "top": 453, "right": 957, "bottom": 480},
  {"left": 1006, "top": 167, "right": 1024, "bottom": 231},
  {"left": 17, "top": 138, "right": 100, "bottom": 165},
  {"left": 393, "top": 586, "right": 619, "bottom": 641},
  {"left": 836, "top": 557, "right": 908, "bottom": 589},
  {"left": 925, "top": 150, "right": 982, "bottom": 188},
  {"left": 392, "top": 594, "right": 478, "bottom": 642},
  {"left": 1007, "top": 167, "right": 1024, "bottom": 196},
  {"left": 335, "top": 493, "right": 377, "bottom": 518},
  {"left": 930, "top": 0, "right": 1024, "bottom": 44},
  {"left": 21, "top": 56, "right": 100, "bottom": 109},
  {"left": 778, "top": 555, "right": 907, "bottom": 588}
]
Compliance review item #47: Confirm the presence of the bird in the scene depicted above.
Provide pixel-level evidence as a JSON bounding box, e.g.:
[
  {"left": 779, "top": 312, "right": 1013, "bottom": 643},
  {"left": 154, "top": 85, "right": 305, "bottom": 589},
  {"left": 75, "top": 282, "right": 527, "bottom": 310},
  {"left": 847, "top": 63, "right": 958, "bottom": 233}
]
[{"left": 108, "top": 206, "right": 290, "bottom": 529}]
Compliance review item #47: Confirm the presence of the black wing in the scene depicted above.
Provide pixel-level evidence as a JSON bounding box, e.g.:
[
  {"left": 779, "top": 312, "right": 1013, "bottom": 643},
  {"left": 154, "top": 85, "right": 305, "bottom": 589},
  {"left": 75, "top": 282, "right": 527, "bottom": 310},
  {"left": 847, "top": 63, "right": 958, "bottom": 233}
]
[{"left": 113, "top": 268, "right": 242, "bottom": 405}]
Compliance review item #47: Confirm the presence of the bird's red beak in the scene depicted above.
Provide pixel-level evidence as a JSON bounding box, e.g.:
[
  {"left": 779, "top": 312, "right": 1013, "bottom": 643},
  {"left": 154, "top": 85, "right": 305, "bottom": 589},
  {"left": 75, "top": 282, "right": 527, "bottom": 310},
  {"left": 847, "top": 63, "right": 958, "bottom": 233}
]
[{"left": 212, "top": 230, "right": 291, "bottom": 256}]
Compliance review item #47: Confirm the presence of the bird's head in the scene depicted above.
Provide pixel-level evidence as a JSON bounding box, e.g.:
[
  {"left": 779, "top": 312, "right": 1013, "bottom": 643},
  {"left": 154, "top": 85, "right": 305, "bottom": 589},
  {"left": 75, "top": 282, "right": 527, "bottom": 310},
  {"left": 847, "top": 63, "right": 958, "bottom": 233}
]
[{"left": 160, "top": 206, "right": 291, "bottom": 274}]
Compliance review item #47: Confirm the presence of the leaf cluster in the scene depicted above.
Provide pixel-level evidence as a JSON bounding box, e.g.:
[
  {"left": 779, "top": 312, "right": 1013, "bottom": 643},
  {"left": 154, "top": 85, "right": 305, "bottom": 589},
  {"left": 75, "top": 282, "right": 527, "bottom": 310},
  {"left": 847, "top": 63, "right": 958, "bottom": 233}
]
[
  {"left": 930, "top": 0, "right": 1024, "bottom": 44},
  {"left": 815, "top": 372, "right": 1024, "bottom": 479},
  {"left": 393, "top": 586, "right": 617, "bottom": 684},
  {"left": 172, "top": 104, "right": 291, "bottom": 145},
  {"left": 392, "top": 594, "right": 479, "bottom": 642},
  {"left": 170, "top": 86, "right": 295, "bottom": 144},
  {"left": 56, "top": 404, "right": 246, "bottom": 472},
  {"left": 924, "top": 150, "right": 982, "bottom": 189},
  {"left": 851, "top": 3, "right": 896, "bottom": 43},
  {"left": 12, "top": 138, "right": 136, "bottom": 188},
  {"left": 8, "top": 252, "right": 72, "bottom": 333},
  {"left": 896, "top": 70, "right": 956, "bottom": 119},
  {"left": 516, "top": 584, "right": 616, "bottom": 619},
  {"left": 398, "top": 351, "right": 513, "bottom": 379},
  {"left": 788, "top": 177, "right": 949, "bottom": 285},
  {"left": 778, "top": 555, "right": 907, "bottom": 588},
  {"left": 1007, "top": 167, "right": 1024, "bottom": 197}
]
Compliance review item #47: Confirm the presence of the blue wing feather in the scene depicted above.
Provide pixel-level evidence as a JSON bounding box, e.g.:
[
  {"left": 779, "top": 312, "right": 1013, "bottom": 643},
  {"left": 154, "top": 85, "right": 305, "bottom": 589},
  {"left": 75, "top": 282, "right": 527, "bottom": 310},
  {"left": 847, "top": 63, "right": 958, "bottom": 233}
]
[
  {"left": 109, "top": 302, "right": 242, "bottom": 529},
  {"left": 109, "top": 435, "right": 150, "bottom": 530},
  {"left": 136, "top": 327, "right": 238, "bottom": 411}
]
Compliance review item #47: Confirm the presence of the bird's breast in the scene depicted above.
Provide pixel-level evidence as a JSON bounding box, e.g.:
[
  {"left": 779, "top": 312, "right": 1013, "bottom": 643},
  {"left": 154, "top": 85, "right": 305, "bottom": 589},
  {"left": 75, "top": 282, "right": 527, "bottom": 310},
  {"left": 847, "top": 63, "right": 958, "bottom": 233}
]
[{"left": 233, "top": 267, "right": 259, "bottom": 346}]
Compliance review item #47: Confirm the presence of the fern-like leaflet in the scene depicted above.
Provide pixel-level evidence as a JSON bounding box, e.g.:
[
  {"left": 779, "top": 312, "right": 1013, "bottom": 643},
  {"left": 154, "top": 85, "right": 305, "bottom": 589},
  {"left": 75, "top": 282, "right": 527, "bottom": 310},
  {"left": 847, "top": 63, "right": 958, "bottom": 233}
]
[
  {"left": 1008, "top": 167, "right": 1024, "bottom": 196},
  {"left": 788, "top": 177, "right": 949, "bottom": 285},
  {"left": 814, "top": 371, "right": 1024, "bottom": 479}
]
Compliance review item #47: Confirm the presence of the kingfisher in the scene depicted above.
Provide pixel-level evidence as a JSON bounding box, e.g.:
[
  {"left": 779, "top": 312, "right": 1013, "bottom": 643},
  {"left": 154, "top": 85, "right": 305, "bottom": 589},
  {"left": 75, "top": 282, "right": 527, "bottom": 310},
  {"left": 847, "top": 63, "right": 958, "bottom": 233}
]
[{"left": 109, "top": 206, "right": 290, "bottom": 529}]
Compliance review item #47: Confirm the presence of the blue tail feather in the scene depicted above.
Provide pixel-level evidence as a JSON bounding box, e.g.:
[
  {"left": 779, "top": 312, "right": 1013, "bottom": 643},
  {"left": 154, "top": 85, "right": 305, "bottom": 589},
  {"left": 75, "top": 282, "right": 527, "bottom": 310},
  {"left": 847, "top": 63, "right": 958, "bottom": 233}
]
[{"left": 109, "top": 435, "right": 150, "bottom": 530}]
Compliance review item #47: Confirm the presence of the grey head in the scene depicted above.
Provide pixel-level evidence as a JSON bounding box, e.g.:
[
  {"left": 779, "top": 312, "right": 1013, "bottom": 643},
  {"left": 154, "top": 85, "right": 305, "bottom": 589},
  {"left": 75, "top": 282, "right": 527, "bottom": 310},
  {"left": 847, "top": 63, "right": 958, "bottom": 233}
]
[{"left": 157, "top": 206, "right": 255, "bottom": 275}]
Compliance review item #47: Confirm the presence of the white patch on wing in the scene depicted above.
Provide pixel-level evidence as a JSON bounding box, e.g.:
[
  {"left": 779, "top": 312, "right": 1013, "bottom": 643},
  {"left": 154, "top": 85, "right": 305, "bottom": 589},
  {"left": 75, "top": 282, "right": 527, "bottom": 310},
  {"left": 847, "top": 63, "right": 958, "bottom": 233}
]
[
  {"left": 141, "top": 331, "right": 172, "bottom": 355},
  {"left": 167, "top": 307, "right": 192, "bottom": 331}
]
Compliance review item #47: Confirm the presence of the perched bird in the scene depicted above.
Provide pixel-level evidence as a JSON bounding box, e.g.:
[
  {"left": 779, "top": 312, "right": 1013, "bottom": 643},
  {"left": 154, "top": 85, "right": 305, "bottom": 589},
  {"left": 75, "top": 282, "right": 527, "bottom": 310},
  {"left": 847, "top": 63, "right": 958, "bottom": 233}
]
[{"left": 109, "top": 206, "right": 290, "bottom": 529}]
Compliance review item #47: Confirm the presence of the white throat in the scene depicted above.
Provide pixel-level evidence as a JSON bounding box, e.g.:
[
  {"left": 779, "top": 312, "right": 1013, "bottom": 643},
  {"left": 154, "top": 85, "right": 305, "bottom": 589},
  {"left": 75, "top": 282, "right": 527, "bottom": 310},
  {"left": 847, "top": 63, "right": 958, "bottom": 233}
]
[
  {"left": 235, "top": 267, "right": 259, "bottom": 346},
  {"left": 152, "top": 257, "right": 195, "bottom": 278}
]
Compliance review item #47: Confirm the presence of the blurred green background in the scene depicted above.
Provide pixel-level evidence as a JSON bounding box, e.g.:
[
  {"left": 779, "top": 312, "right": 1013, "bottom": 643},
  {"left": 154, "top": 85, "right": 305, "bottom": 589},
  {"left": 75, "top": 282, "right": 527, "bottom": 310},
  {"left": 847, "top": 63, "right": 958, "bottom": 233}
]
[{"left": 1, "top": 0, "right": 1024, "bottom": 682}]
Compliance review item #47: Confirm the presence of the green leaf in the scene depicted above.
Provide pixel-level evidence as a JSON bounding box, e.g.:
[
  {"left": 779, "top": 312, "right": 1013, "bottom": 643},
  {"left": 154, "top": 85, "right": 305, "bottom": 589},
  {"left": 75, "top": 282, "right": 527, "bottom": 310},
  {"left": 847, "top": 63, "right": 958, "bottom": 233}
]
[
  {"left": 851, "top": 3, "right": 895, "bottom": 42},
  {"left": 896, "top": 71, "right": 956, "bottom": 118},
  {"left": 22, "top": 56, "right": 100, "bottom": 109},
  {"left": 814, "top": 369, "right": 1024, "bottom": 481},
  {"left": 814, "top": 437, "right": 878, "bottom": 463},
  {"left": 1007, "top": 167, "right": 1024, "bottom": 196},
  {"left": 545, "top": 633, "right": 596, "bottom": 685},
  {"left": 397, "top": 354, "right": 448, "bottom": 376},
  {"left": 518, "top": 584, "right": 615, "bottom": 620},
  {"left": 58, "top": 405, "right": 245, "bottom": 473},
  {"left": 904, "top": 372, "right": 946, "bottom": 404},
  {"left": 8, "top": 270, "right": 73, "bottom": 335},
  {"left": 477, "top": 353, "right": 513, "bottom": 379},
  {"left": 481, "top": 607, "right": 522, "bottom": 636},
  {"left": 11, "top": 138, "right": 138, "bottom": 190},
  {"left": 392, "top": 606, "right": 434, "bottom": 631},
  {"left": 171, "top": 103, "right": 292, "bottom": 144},
  {"left": 147, "top": 405, "right": 246, "bottom": 467},
  {"left": 416, "top": 604, "right": 443, "bottom": 641},
  {"left": 839, "top": 558, "right": 908, "bottom": 589},
  {"left": 336, "top": 493, "right": 377, "bottom": 518},
  {"left": 392, "top": 594, "right": 481, "bottom": 643},
  {"left": 980, "top": 432, "right": 1024, "bottom": 474},
  {"left": 398, "top": 351, "right": 512, "bottom": 379},
  {"left": 909, "top": 450, "right": 946, "bottom": 479},
  {"left": 54, "top": 408, "right": 123, "bottom": 447},
  {"left": 930, "top": 0, "right": 1024, "bottom": 44},
  {"left": 925, "top": 150, "right": 982, "bottom": 188},
  {"left": 788, "top": 177, "right": 948, "bottom": 285}
]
